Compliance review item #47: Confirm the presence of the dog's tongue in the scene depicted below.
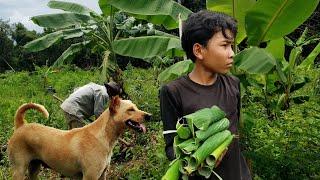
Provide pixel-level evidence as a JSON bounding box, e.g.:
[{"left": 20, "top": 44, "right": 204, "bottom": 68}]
[{"left": 139, "top": 124, "right": 147, "bottom": 133}]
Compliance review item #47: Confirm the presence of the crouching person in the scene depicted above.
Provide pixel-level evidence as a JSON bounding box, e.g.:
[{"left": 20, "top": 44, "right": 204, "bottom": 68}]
[{"left": 61, "top": 81, "right": 121, "bottom": 129}]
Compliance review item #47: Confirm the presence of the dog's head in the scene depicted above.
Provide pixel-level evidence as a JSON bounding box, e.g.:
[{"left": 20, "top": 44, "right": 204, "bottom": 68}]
[{"left": 109, "top": 96, "right": 151, "bottom": 133}]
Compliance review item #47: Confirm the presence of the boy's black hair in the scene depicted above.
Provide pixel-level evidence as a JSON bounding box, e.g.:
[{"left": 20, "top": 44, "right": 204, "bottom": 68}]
[{"left": 181, "top": 10, "right": 237, "bottom": 62}]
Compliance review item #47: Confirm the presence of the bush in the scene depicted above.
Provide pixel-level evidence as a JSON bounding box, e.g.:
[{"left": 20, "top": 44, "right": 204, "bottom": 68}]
[{"left": 241, "top": 68, "right": 320, "bottom": 179}]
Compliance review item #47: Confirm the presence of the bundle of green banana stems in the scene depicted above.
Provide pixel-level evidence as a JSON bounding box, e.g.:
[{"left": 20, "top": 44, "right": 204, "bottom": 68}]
[{"left": 162, "top": 106, "right": 234, "bottom": 180}]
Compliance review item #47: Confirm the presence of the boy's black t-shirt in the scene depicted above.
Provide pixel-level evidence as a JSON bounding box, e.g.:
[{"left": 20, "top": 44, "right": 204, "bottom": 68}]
[{"left": 160, "top": 74, "right": 251, "bottom": 180}]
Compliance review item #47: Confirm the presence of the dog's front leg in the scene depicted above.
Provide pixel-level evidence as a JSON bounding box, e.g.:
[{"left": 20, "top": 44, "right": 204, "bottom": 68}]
[
  {"left": 83, "top": 164, "right": 108, "bottom": 180},
  {"left": 98, "top": 167, "right": 108, "bottom": 180},
  {"left": 83, "top": 173, "right": 100, "bottom": 180}
]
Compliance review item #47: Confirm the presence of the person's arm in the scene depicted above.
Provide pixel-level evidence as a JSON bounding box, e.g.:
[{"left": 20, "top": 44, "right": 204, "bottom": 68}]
[
  {"left": 93, "top": 90, "right": 108, "bottom": 118},
  {"left": 159, "top": 85, "right": 181, "bottom": 161}
]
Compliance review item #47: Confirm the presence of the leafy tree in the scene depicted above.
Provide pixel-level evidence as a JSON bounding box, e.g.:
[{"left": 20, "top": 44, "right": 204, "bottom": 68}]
[
  {"left": 0, "top": 19, "right": 14, "bottom": 72},
  {"left": 12, "top": 23, "right": 38, "bottom": 46}
]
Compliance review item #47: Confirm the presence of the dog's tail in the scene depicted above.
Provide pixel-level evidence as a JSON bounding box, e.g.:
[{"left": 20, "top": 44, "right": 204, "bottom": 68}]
[{"left": 14, "top": 103, "right": 49, "bottom": 130}]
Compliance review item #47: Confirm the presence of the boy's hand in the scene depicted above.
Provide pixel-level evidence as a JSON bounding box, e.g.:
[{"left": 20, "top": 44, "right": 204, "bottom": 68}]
[{"left": 215, "top": 149, "right": 228, "bottom": 168}]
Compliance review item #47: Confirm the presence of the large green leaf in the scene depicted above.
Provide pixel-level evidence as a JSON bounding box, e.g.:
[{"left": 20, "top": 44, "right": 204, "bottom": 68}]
[
  {"left": 266, "top": 38, "right": 288, "bottom": 82},
  {"left": 52, "top": 41, "right": 90, "bottom": 67},
  {"left": 31, "top": 13, "right": 92, "bottom": 28},
  {"left": 62, "top": 28, "right": 85, "bottom": 39},
  {"left": 265, "top": 38, "right": 285, "bottom": 62},
  {"left": 158, "top": 60, "right": 194, "bottom": 84},
  {"left": 291, "top": 76, "right": 310, "bottom": 92},
  {"left": 234, "top": 47, "right": 276, "bottom": 74},
  {"left": 24, "top": 31, "right": 63, "bottom": 52},
  {"left": 246, "top": 0, "right": 319, "bottom": 45},
  {"left": 99, "top": 0, "right": 117, "bottom": 16},
  {"left": 300, "top": 41, "right": 320, "bottom": 69},
  {"left": 48, "top": 0, "right": 97, "bottom": 16},
  {"left": 206, "top": 0, "right": 256, "bottom": 44},
  {"left": 112, "top": 36, "right": 181, "bottom": 59},
  {"left": 24, "top": 28, "right": 86, "bottom": 52},
  {"left": 103, "top": 0, "right": 192, "bottom": 30}
]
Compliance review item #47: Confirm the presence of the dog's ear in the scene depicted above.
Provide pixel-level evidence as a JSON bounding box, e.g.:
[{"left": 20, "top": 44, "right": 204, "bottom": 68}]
[{"left": 109, "top": 95, "right": 120, "bottom": 115}]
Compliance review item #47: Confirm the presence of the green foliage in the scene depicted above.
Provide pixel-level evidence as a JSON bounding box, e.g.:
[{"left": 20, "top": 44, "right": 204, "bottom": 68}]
[
  {"left": 101, "top": 0, "right": 192, "bottom": 30},
  {"left": 241, "top": 68, "right": 320, "bottom": 179},
  {"left": 123, "top": 65, "right": 160, "bottom": 121},
  {"left": 242, "top": 100, "right": 320, "bottom": 179},
  {"left": 0, "top": 66, "right": 319, "bottom": 179},
  {"left": 207, "top": 0, "right": 256, "bottom": 43},
  {"left": 245, "top": 0, "right": 319, "bottom": 46}
]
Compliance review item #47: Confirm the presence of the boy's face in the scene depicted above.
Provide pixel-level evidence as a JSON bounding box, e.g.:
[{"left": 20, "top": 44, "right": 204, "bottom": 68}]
[{"left": 195, "top": 29, "right": 235, "bottom": 74}]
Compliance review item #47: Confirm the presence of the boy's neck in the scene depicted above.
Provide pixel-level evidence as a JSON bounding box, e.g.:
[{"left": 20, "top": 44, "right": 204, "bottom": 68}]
[{"left": 189, "top": 66, "right": 218, "bottom": 86}]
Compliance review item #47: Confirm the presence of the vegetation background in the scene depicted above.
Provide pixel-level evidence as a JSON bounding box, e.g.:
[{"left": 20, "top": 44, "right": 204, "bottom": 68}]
[{"left": 0, "top": 0, "right": 319, "bottom": 179}]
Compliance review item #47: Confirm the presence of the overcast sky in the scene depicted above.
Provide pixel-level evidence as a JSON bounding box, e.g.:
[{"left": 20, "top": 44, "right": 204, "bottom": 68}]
[{"left": 0, "top": 0, "right": 101, "bottom": 32}]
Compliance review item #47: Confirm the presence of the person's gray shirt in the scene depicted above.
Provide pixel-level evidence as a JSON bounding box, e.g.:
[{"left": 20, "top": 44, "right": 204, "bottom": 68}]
[{"left": 61, "top": 82, "right": 109, "bottom": 120}]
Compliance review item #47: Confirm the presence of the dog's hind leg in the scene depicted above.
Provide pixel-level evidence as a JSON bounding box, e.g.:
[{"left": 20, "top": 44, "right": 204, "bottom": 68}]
[
  {"left": 28, "top": 160, "right": 41, "bottom": 180},
  {"left": 12, "top": 162, "right": 28, "bottom": 180}
]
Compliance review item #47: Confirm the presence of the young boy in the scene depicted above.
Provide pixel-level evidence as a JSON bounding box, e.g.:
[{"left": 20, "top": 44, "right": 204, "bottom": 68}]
[{"left": 160, "top": 10, "right": 251, "bottom": 179}]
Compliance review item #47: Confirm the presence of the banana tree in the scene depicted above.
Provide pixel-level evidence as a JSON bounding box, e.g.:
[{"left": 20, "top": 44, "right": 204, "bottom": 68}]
[
  {"left": 24, "top": 0, "right": 131, "bottom": 84},
  {"left": 25, "top": 0, "right": 192, "bottom": 84},
  {"left": 241, "top": 28, "right": 320, "bottom": 117},
  {"left": 268, "top": 28, "right": 319, "bottom": 110},
  {"left": 103, "top": 0, "right": 318, "bottom": 85},
  {"left": 99, "top": 0, "right": 193, "bottom": 83}
]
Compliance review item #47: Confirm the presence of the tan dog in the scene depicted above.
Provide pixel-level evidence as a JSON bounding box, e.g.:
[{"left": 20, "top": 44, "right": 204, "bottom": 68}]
[{"left": 8, "top": 96, "right": 151, "bottom": 179}]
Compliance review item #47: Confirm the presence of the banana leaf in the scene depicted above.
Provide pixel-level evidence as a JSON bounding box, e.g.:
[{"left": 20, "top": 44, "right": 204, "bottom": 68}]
[
  {"left": 189, "top": 130, "right": 231, "bottom": 169},
  {"left": 112, "top": 36, "right": 181, "bottom": 59},
  {"left": 207, "top": 0, "right": 256, "bottom": 44},
  {"left": 185, "top": 106, "right": 225, "bottom": 136},
  {"left": 24, "top": 28, "right": 87, "bottom": 52},
  {"left": 177, "top": 124, "right": 191, "bottom": 140},
  {"left": 179, "top": 156, "right": 190, "bottom": 174},
  {"left": 104, "top": 0, "right": 192, "bottom": 30},
  {"left": 300, "top": 41, "right": 320, "bottom": 69},
  {"left": 183, "top": 164, "right": 195, "bottom": 175},
  {"left": 24, "top": 31, "right": 63, "bottom": 52},
  {"left": 198, "top": 163, "right": 213, "bottom": 179},
  {"left": 162, "top": 159, "right": 182, "bottom": 180},
  {"left": 158, "top": 60, "right": 193, "bottom": 84},
  {"left": 246, "top": 0, "right": 319, "bottom": 45},
  {"left": 52, "top": 41, "right": 90, "bottom": 67},
  {"left": 195, "top": 118, "right": 230, "bottom": 142},
  {"left": 173, "top": 136, "right": 183, "bottom": 159},
  {"left": 206, "top": 134, "right": 234, "bottom": 167},
  {"left": 176, "top": 139, "right": 199, "bottom": 155},
  {"left": 48, "top": 0, "right": 98, "bottom": 16},
  {"left": 31, "top": 13, "right": 92, "bottom": 29},
  {"left": 234, "top": 47, "right": 276, "bottom": 74}
]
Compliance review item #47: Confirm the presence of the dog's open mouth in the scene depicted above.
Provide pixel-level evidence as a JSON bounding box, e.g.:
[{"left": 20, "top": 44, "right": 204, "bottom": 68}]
[{"left": 125, "top": 119, "right": 146, "bottom": 133}]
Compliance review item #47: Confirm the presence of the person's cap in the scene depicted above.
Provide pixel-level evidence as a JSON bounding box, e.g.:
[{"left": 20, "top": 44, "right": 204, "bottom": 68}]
[{"left": 105, "top": 81, "right": 122, "bottom": 97}]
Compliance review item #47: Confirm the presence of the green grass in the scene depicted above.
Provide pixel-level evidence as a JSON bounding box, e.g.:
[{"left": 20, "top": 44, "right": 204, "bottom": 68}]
[
  {"left": 0, "top": 66, "right": 169, "bottom": 179},
  {"left": 0, "top": 66, "right": 319, "bottom": 179}
]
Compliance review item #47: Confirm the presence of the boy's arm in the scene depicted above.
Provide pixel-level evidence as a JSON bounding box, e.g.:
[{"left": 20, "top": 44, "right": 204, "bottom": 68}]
[{"left": 160, "top": 85, "right": 180, "bottom": 161}]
